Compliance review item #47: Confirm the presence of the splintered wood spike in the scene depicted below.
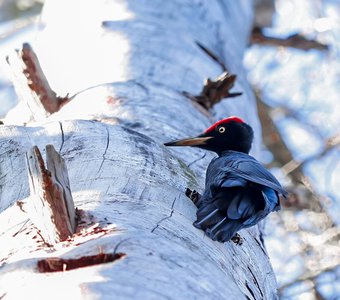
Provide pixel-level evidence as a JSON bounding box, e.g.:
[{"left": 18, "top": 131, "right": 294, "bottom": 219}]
[
  {"left": 6, "top": 43, "right": 67, "bottom": 119},
  {"left": 26, "top": 145, "right": 76, "bottom": 245}
]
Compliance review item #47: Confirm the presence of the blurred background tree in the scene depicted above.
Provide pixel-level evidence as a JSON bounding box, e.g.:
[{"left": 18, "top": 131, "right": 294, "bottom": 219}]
[
  {"left": 0, "top": 0, "right": 43, "bottom": 21},
  {"left": 0, "top": 0, "right": 339, "bottom": 299},
  {"left": 249, "top": 0, "right": 340, "bottom": 299}
]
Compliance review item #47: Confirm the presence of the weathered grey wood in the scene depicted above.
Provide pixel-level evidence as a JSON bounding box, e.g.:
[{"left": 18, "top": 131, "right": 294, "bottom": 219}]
[
  {"left": 0, "top": 1, "right": 278, "bottom": 299},
  {"left": 45, "top": 144, "right": 76, "bottom": 232},
  {"left": 25, "top": 144, "right": 75, "bottom": 244},
  {"left": 0, "top": 120, "right": 276, "bottom": 299}
]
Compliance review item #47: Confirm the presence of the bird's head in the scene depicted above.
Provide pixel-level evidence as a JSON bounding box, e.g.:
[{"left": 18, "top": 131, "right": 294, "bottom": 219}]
[{"left": 164, "top": 116, "right": 254, "bottom": 155}]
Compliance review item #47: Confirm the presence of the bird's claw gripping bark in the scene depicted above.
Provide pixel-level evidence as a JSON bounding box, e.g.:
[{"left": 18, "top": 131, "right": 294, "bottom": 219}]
[
  {"left": 185, "top": 188, "right": 201, "bottom": 205},
  {"left": 231, "top": 233, "right": 243, "bottom": 245}
]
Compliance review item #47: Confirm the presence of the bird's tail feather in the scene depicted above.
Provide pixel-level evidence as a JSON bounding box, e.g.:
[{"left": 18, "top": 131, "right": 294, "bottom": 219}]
[
  {"left": 194, "top": 186, "right": 265, "bottom": 242},
  {"left": 194, "top": 206, "right": 223, "bottom": 229},
  {"left": 206, "top": 219, "right": 243, "bottom": 242},
  {"left": 193, "top": 202, "right": 243, "bottom": 242}
]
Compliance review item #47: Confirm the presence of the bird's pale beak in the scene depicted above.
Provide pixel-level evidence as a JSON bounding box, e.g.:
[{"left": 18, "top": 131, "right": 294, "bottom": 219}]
[{"left": 164, "top": 136, "right": 213, "bottom": 147}]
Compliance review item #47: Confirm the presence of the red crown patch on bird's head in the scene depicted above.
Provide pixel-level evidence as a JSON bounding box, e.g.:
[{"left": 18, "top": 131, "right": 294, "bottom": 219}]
[{"left": 204, "top": 116, "right": 245, "bottom": 133}]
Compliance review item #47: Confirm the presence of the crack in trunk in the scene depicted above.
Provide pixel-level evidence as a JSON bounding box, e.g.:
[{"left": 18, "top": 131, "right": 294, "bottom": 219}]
[
  {"left": 59, "top": 121, "right": 65, "bottom": 153},
  {"left": 151, "top": 197, "right": 177, "bottom": 233},
  {"left": 96, "top": 124, "right": 110, "bottom": 175}
]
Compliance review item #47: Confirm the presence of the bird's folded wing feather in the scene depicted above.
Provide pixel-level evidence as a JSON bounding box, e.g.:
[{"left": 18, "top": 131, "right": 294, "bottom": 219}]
[{"left": 216, "top": 156, "right": 287, "bottom": 197}]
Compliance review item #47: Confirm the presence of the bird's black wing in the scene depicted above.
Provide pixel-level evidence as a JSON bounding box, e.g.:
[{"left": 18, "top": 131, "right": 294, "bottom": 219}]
[
  {"left": 194, "top": 185, "right": 278, "bottom": 241},
  {"left": 193, "top": 152, "right": 286, "bottom": 242},
  {"left": 218, "top": 154, "right": 288, "bottom": 197}
]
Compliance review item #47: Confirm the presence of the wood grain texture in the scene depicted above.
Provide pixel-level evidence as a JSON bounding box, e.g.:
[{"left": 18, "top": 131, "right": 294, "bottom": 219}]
[
  {"left": 25, "top": 144, "right": 75, "bottom": 244},
  {"left": 0, "top": 1, "right": 278, "bottom": 299},
  {"left": 45, "top": 144, "right": 76, "bottom": 232}
]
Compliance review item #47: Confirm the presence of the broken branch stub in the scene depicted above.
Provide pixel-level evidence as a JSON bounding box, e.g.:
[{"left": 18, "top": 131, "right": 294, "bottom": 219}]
[
  {"left": 6, "top": 43, "right": 66, "bottom": 119},
  {"left": 26, "top": 145, "right": 76, "bottom": 245},
  {"left": 184, "top": 72, "right": 242, "bottom": 110}
]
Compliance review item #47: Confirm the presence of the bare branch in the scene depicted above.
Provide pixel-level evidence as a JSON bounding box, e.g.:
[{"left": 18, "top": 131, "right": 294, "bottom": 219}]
[{"left": 251, "top": 27, "right": 328, "bottom": 51}]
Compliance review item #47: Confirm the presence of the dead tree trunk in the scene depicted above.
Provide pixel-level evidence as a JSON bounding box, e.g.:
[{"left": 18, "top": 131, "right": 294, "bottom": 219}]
[{"left": 0, "top": 1, "right": 278, "bottom": 299}]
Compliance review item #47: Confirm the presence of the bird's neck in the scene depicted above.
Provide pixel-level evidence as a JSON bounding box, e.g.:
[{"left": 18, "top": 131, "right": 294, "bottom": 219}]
[{"left": 218, "top": 149, "right": 249, "bottom": 157}]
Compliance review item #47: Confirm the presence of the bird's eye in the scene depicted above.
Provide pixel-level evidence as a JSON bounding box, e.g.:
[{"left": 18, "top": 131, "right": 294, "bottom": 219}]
[{"left": 218, "top": 127, "right": 226, "bottom": 133}]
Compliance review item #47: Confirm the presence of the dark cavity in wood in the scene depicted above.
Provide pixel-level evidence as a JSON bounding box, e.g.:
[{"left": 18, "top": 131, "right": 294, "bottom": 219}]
[{"left": 37, "top": 252, "right": 126, "bottom": 273}]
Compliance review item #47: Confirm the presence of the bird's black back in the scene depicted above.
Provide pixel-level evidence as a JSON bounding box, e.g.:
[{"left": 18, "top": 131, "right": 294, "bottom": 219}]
[
  {"left": 194, "top": 150, "right": 287, "bottom": 242},
  {"left": 222, "top": 151, "right": 285, "bottom": 193}
]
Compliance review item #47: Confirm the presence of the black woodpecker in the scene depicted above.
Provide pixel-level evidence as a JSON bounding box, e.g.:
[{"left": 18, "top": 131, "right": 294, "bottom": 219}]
[{"left": 164, "top": 116, "right": 287, "bottom": 243}]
